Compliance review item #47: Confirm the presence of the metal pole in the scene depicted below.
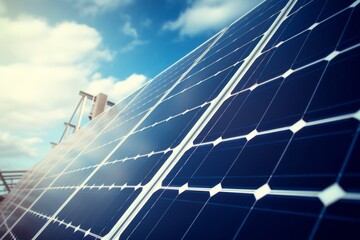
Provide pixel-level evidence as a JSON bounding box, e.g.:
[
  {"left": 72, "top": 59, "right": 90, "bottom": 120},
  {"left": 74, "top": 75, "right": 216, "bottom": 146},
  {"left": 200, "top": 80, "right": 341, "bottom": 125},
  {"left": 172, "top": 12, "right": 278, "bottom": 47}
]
[
  {"left": 75, "top": 96, "right": 86, "bottom": 132},
  {"left": 0, "top": 172, "right": 10, "bottom": 193},
  {"left": 63, "top": 123, "right": 70, "bottom": 140},
  {"left": 0, "top": 170, "right": 27, "bottom": 174}
]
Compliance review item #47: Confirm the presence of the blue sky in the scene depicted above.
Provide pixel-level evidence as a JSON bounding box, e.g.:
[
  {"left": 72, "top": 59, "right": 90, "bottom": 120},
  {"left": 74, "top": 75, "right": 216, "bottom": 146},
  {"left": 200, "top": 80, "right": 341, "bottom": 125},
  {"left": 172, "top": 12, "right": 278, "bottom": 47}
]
[{"left": 0, "top": 0, "right": 262, "bottom": 170}]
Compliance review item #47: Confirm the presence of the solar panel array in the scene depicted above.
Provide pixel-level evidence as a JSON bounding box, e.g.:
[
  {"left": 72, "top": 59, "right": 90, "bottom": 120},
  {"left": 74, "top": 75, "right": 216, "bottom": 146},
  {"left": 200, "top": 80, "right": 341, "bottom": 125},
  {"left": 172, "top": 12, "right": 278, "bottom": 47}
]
[{"left": 1, "top": 0, "right": 360, "bottom": 239}]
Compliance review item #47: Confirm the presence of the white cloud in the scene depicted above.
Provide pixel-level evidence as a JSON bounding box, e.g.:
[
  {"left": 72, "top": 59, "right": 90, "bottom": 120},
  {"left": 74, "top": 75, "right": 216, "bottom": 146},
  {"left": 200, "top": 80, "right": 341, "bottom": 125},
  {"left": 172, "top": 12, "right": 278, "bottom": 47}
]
[
  {"left": 0, "top": 17, "right": 112, "bottom": 66},
  {"left": 0, "top": 132, "right": 43, "bottom": 158},
  {"left": 122, "top": 21, "right": 138, "bottom": 39},
  {"left": 142, "top": 18, "right": 152, "bottom": 28},
  {"left": 163, "top": 0, "right": 262, "bottom": 36},
  {"left": 74, "top": 0, "right": 133, "bottom": 15},
  {"left": 120, "top": 21, "right": 148, "bottom": 52},
  {"left": 0, "top": 15, "right": 147, "bottom": 163},
  {"left": 120, "top": 39, "right": 148, "bottom": 52},
  {"left": 0, "top": 0, "right": 6, "bottom": 15},
  {"left": 86, "top": 73, "right": 147, "bottom": 102},
  {"left": 0, "top": 16, "right": 112, "bottom": 131}
]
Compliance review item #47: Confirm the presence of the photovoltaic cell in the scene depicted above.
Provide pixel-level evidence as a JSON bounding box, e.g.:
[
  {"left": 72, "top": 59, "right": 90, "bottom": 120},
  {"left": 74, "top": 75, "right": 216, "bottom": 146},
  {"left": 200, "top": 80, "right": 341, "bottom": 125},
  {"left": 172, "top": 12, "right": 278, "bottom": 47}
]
[
  {"left": 0, "top": 32, "right": 219, "bottom": 239},
  {"left": 0, "top": 26, "right": 222, "bottom": 239},
  {"left": 1, "top": 0, "right": 359, "bottom": 239},
  {"left": 122, "top": 1, "right": 360, "bottom": 239}
]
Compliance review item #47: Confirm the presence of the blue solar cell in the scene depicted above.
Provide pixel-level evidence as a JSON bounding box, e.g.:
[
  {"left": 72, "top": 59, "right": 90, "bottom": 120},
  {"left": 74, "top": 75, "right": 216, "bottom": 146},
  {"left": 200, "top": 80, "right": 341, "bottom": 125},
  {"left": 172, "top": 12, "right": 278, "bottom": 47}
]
[
  {"left": 270, "top": 119, "right": 358, "bottom": 191},
  {"left": 141, "top": 69, "right": 235, "bottom": 126},
  {"left": 63, "top": 146, "right": 119, "bottom": 173},
  {"left": 188, "top": 139, "right": 246, "bottom": 188},
  {"left": 128, "top": 190, "right": 209, "bottom": 240},
  {"left": 12, "top": 212, "right": 47, "bottom": 240},
  {"left": 31, "top": 190, "right": 73, "bottom": 216},
  {"left": 233, "top": 32, "right": 309, "bottom": 93},
  {"left": 3, "top": 208, "right": 23, "bottom": 228},
  {"left": 235, "top": 200, "right": 318, "bottom": 239},
  {"left": 304, "top": 47, "right": 360, "bottom": 121},
  {"left": 288, "top": 0, "right": 313, "bottom": 14},
  {"left": 56, "top": 188, "right": 141, "bottom": 236},
  {"left": 223, "top": 78, "right": 283, "bottom": 138},
  {"left": 293, "top": 10, "right": 350, "bottom": 68},
  {"left": 338, "top": 5, "right": 360, "bottom": 50},
  {"left": 181, "top": 193, "right": 254, "bottom": 240},
  {"left": 225, "top": 0, "right": 287, "bottom": 39},
  {"left": 259, "top": 33, "right": 308, "bottom": 83},
  {"left": 258, "top": 62, "right": 327, "bottom": 131},
  {"left": 51, "top": 169, "right": 94, "bottom": 187},
  {"left": 227, "top": 14, "right": 278, "bottom": 50},
  {"left": 318, "top": 0, "right": 356, "bottom": 21},
  {"left": 339, "top": 134, "right": 360, "bottom": 192},
  {"left": 88, "top": 152, "right": 171, "bottom": 186},
  {"left": 232, "top": 51, "right": 271, "bottom": 93},
  {"left": 314, "top": 200, "right": 360, "bottom": 239},
  {"left": 20, "top": 190, "right": 42, "bottom": 209},
  {"left": 163, "top": 145, "right": 213, "bottom": 186},
  {"left": 275, "top": 0, "right": 327, "bottom": 42},
  {"left": 113, "top": 107, "right": 207, "bottom": 159},
  {"left": 121, "top": 190, "right": 176, "bottom": 239},
  {"left": 222, "top": 131, "right": 291, "bottom": 189},
  {"left": 194, "top": 95, "right": 239, "bottom": 143},
  {"left": 39, "top": 223, "right": 96, "bottom": 240},
  {"left": 258, "top": 194, "right": 322, "bottom": 215}
]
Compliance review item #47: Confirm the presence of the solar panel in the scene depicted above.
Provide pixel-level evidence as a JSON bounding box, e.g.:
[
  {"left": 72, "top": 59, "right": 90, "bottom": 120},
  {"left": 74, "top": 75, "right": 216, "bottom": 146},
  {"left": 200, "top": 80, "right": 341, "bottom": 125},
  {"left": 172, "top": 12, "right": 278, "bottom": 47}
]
[{"left": 1, "top": 0, "right": 360, "bottom": 239}]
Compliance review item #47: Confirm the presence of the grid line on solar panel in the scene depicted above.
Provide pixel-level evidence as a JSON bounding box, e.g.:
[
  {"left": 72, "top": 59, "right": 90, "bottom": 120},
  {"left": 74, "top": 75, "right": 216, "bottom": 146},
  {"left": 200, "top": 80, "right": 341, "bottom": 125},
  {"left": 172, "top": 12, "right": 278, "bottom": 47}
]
[
  {"left": 157, "top": 184, "right": 360, "bottom": 203},
  {"left": 192, "top": 51, "right": 360, "bottom": 146},
  {"left": 193, "top": 110, "right": 360, "bottom": 148},
  {"left": 124, "top": 124, "right": 359, "bottom": 239},
  {"left": 127, "top": 8, "right": 289, "bottom": 148},
  {"left": 181, "top": 3, "right": 282, "bottom": 66},
  {"left": 80, "top": 81, "right": 194, "bottom": 162},
  {"left": 5, "top": 202, "right": 101, "bottom": 239},
  {"left": 232, "top": 1, "right": 357, "bottom": 93},
  {"left": 33, "top": 94, "right": 211, "bottom": 187},
  {"left": 224, "top": 1, "right": 352, "bottom": 189},
  {"left": 37, "top": 49, "right": 222, "bottom": 186},
  {"left": 100, "top": 35, "right": 219, "bottom": 130},
  {"left": 31, "top": 50, "right": 360, "bottom": 186},
  {"left": 3, "top": 0, "right": 359, "bottom": 239},
  {"left": 309, "top": 127, "right": 360, "bottom": 238},
  {"left": 140, "top": 1, "right": 359, "bottom": 239},
  {"left": 93, "top": 3, "right": 286, "bottom": 142},
  {"left": 162, "top": 14, "right": 286, "bottom": 107},
  {"left": 52, "top": 147, "right": 170, "bottom": 177},
  {"left": 121, "top": 4, "right": 357, "bottom": 240},
  {"left": 0, "top": 213, "right": 13, "bottom": 234},
  {"left": 194, "top": 7, "right": 360, "bottom": 144},
  {"left": 0, "top": 81, "right": 152, "bottom": 237},
  {"left": 106, "top": 1, "right": 297, "bottom": 238},
  {"left": 165, "top": 119, "right": 358, "bottom": 193},
  {"left": 28, "top": 147, "right": 175, "bottom": 188},
  {"left": 0, "top": 142, "right": 66, "bottom": 200},
  {"left": 0, "top": 215, "right": 15, "bottom": 240},
  {"left": 68, "top": 39, "right": 220, "bottom": 164},
  {"left": 0, "top": 135, "right": 90, "bottom": 204},
  {"left": 41, "top": 3, "right": 286, "bottom": 193},
  {"left": 19, "top": 179, "right": 360, "bottom": 204},
  {"left": 0, "top": 143, "right": 76, "bottom": 231},
  {"left": 304, "top": 1, "right": 360, "bottom": 227},
  {"left": 80, "top": 104, "right": 209, "bottom": 157},
  {"left": 26, "top": 28, "right": 224, "bottom": 240}
]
